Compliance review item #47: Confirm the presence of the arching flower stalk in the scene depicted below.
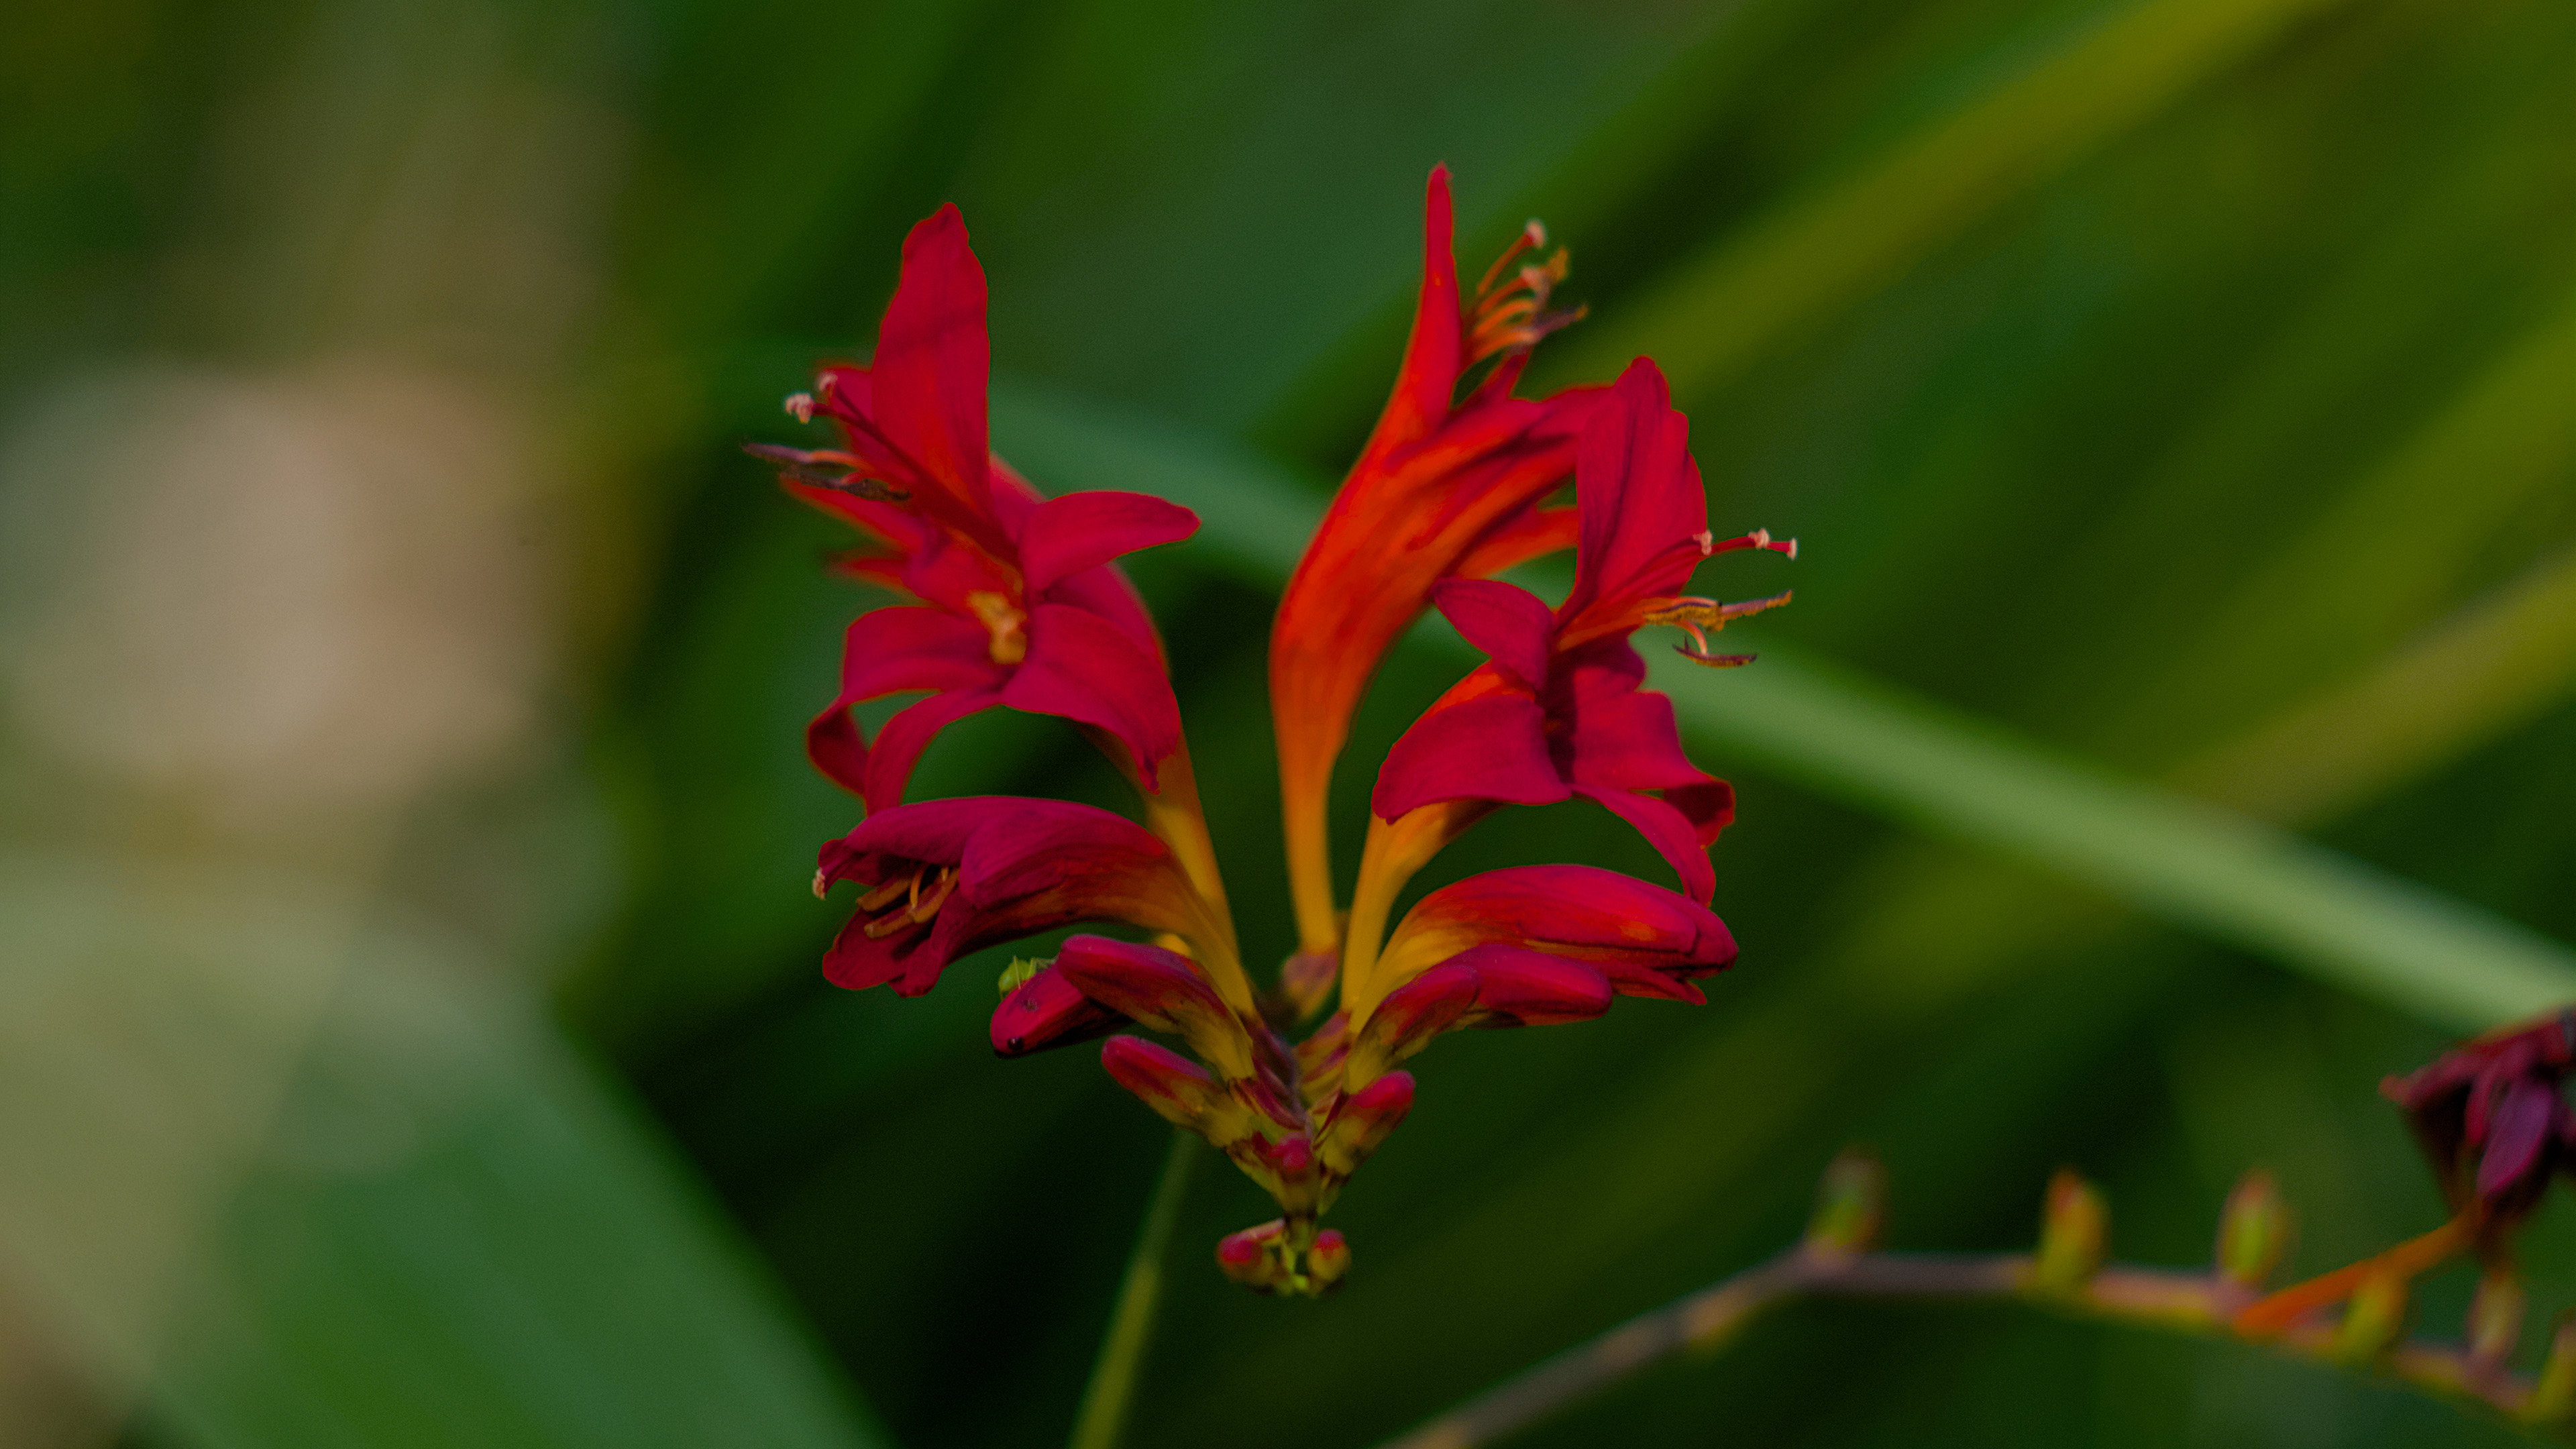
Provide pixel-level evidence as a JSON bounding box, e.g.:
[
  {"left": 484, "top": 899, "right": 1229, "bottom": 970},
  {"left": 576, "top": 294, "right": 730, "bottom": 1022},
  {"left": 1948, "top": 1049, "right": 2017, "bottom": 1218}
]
[{"left": 759, "top": 172, "right": 1792, "bottom": 1294}]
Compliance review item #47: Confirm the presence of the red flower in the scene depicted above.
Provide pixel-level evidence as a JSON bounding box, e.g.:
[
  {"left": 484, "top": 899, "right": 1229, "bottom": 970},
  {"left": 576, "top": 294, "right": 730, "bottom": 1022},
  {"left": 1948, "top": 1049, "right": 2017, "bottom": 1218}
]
[
  {"left": 815, "top": 796, "right": 1238, "bottom": 1002},
  {"left": 2383, "top": 1010, "right": 2576, "bottom": 1223},
  {"left": 1337, "top": 358, "right": 1788, "bottom": 1008},
  {"left": 1338, "top": 864, "right": 1737, "bottom": 1076},
  {"left": 1269, "top": 166, "right": 1602, "bottom": 960},
  {"left": 757, "top": 207, "right": 1202, "bottom": 812},
  {"left": 775, "top": 180, "right": 1781, "bottom": 1294}
]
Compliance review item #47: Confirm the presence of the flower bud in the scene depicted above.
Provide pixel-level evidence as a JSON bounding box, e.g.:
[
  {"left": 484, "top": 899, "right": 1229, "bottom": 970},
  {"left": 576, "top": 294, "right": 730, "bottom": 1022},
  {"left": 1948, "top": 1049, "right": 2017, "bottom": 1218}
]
[
  {"left": 2330, "top": 1268, "right": 2408, "bottom": 1364},
  {"left": 1059, "top": 935, "right": 1258, "bottom": 1080},
  {"left": 1234, "top": 1134, "right": 1322, "bottom": 1215},
  {"left": 2215, "top": 1169, "right": 2292, "bottom": 1291},
  {"left": 1101, "top": 1036, "right": 1257, "bottom": 1148},
  {"left": 2031, "top": 1169, "right": 2106, "bottom": 1295},
  {"left": 1319, "top": 1072, "right": 1415, "bottom": 1177},
  {"left": 1307, "top": 1230, "right": 1352, "bottom": 1291},
  {"left": 1216, "top": 1220, "right": 1291, "bottom": 1294},
  {"left": 990, "top": 965, "right": 1126, "bottom": 1057},
  {"left": 2469, "top": 1273, "right": 2524, "bottom": 1366},
  {"left": 1804, "top": 1149, "right": 1886, "bottom": 1263},
  {"left": 1279, "top": 946, "right": 1337, "bottom": 1023},
  {"left": 1344, "top": 963, "right": 1477, "bottom": 1089}
]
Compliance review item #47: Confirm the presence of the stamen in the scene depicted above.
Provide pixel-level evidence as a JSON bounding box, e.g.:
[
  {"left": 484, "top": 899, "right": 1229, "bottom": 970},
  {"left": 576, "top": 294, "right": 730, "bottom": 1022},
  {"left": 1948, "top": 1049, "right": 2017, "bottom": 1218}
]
[
  {"left": 1464, "top": 225, "right": 1583, "bottom": 368},
  {"left": 857, "top": 873, "right": 916, "bottom": 912},
  {"left": 812, "top": 869, "right": 830, "bottom": 900},
  {"left": 1645, "top": 589, "right": 1794, "bottom": 667},
  {"left": 967, "top": 590, "right": 1030, "bottom": 666},
  {"left": 742, "top": 441, "right": 910, "bottom": 501},
  {"left": 1709, "top": 527, "right": 1799, "bottom": 560},
  {"left": 908, "top": 868, "right": 959, "bottom": 923},
  {"left": 784, "top": 392, "right": 816, "bottom": 423},
  {"left": 859, "top": 867, "right": 954, "bottom": 941}
]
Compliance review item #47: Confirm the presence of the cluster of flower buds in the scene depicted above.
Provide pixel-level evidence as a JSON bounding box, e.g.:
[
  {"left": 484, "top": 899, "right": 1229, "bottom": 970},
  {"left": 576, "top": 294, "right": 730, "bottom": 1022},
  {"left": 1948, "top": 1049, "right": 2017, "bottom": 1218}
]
[{"left": 757, "top": 168, "right": 1792, "bottom": 1291}]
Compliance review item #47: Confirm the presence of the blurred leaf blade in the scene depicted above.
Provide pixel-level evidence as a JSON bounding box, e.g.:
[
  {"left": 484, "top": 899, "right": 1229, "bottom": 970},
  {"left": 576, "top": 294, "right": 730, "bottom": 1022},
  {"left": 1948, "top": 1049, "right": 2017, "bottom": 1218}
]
[
  {"left": 0, "top": 855, "right": 891, "bottom": 1449},
  {"left": 1548, "top": 0, "right": 2360, "bottom": 398},
  {"left": 992, "top": 378, "right": 2576, "bottom": 1032}
]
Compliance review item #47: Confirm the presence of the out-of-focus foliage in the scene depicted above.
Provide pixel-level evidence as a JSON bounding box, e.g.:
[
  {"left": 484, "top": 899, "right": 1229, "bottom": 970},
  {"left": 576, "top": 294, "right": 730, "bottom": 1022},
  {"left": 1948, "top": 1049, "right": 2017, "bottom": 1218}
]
[{"left": 1, "top": 1, "right": 2571, "bottom": 1447}]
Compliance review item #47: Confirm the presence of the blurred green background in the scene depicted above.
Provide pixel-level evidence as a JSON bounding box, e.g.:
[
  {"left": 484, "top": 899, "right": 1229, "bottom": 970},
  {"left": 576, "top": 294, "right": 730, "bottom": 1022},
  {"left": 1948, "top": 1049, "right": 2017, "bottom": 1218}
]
[{"left": 4, "top": 0, "right": 2575, "bottom": 1445}]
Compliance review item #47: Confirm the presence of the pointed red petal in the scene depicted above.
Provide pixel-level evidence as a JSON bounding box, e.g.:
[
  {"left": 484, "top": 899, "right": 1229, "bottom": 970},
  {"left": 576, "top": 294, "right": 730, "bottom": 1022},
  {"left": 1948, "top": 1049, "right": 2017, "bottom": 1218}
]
[
  {"left": 1018, "top": 490, "right": 1200, "bottom": 598},
  {"left": 1002, "top": 602, "right": 1182, "bottom": 786}
]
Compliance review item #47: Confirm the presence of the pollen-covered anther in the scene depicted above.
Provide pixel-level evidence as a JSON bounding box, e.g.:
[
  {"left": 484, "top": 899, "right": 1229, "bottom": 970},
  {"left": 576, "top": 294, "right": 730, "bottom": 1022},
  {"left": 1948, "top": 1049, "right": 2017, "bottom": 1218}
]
[
  {"left": 856, "top": 866, "right": 959, "bottom": 939},
  {"left": 1646, "top": 589, "right": 1794, "bottom": 666},
  {"left": 742, "top": 441, "right": 910, "bottom": 502},
  {"left": 965, "top": 590, "right": 1030, "bottom": 665},
  {"left": 1465, "top": 221, "right": 1582, "bottom": 366},
  {"left": 784, "top": 392, "right": 816, "bottom": 423},
  {"left": 1711, "top": 527, "right": 1799, "bottom": 560}
]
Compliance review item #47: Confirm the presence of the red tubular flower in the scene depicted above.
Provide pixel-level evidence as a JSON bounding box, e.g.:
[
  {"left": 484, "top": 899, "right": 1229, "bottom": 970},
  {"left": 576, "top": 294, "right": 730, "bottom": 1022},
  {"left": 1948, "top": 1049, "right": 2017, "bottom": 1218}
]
[
  {"left": 1334, "top": 358, "right": 1786, "bottom": 1011},
  {"left": 1269, "top": 166, "right": 1603, "bottom": 961},
  {"left": 815, "top": 796, "right": 1237, "bottom": 1002},
  {"left": 990, "top": 965, "right": 1127, "bottom": 1056},
  {"left": 777, "top": 180, "right": 1778, "bottom": 1295},
  {"left": 758, "top": 206, "right": 1202, "bottom": 812},
  {"left": 1335, "top": 864, "right": 1736, "bottom": 1073},
  {"left": 2382, "top": 1010, "right": 2576, "bottom": 1226}
]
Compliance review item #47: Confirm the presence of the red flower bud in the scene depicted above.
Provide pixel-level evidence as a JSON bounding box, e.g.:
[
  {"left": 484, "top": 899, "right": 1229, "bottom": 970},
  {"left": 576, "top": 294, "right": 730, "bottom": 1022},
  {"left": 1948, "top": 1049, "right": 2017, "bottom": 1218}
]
[{"left": 989, "top": 966, "right": 1124, "bottom": 1057}]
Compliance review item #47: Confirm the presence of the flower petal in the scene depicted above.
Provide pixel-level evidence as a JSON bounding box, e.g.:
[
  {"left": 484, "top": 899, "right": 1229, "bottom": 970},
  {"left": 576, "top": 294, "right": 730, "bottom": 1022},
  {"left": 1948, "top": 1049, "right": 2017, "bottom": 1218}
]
[
  {"left": 1056, "top": 934, "right": 1255, "bottom": 1079},
  {"left": 1361, "top": 166, "right": 1464, "bottom": 462},
  {"left": 1575, "top": 784, "right": 1717, "bottom": 905},
  {"left": 1002, "top": 602, "right": 1182, "bottom": 784},
  {"left": 2477, "top": 1077, "right": 2561, "bottom": 1199},
  {"left": 837, "top": 606, "right": 1006, "bottom": 701},
  {"left": 1446, "top": 942, "right": 1613, "bottom": 1026},
  {"left": 805, "top": 606, "right": 1006, "bottom": 802},
  {"left": 818, "top": 797, "right": 1199, "bottom": 996},
  {"left": 1373, "top": 690, "right": 1564, "bottom": 821},
  {"left": 991, "top": 967, "right": 1128, "bottom": 1056},
  {"left": 858, "top": 688, "right": 1003, "bottom": 814},
  {"left": 1100, "top": 1035, "right": 1260, "bottom": 1148},
  {"left": 1559, "top": 360, "right": 1707, "bottom": 627},
  {"left": 1452, "top": 503, "right": 1579, "bottom": 581},
  {"left": 1377, "top": 863, "right": 1737, "bottom": 990},
  {"left": 1432, "top": 578, "right": 1555, "bottom": 688},
  {"left": 870, "top": 205, "right": 993, "bottom": 520},
  {"left": 1019, "top": 490, "right": 1201, "bottom": 598}
]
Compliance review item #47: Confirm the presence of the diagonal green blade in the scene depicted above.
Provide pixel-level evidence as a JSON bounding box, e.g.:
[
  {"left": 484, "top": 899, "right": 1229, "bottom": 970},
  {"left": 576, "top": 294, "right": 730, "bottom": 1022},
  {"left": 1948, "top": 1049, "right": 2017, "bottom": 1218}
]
[
  {"left": 990, "top": 378, "right": 2576, "bottom": 1031},
  {"left": 0, "top": 855, "right": 890, "bottom": 1449}
]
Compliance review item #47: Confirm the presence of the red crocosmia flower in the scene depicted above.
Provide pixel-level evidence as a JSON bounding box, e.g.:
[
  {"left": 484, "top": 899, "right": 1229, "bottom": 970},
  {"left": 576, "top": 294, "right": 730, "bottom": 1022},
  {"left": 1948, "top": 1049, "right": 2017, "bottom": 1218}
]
[
  {"left": 1270, "top": 165, "right": 1605, "bottom": 963},
  {"left": 780, "top": 181, "right": 1782, "bottom": 1295},
  {"left": 1337, "top": 358, "right": 1788, "bottom": 1008},
  {"left": 1330, "top": 864, "right": 1737, "bottom": 1071},
  {"left": 2382, "top": 1010, "right": 2576, "bottom": 1228},
  {"left": 815, "top": 796, "right": 1241, "bottom": 1004},
  {"left": 754, "top": 205, "right": 1203, "bottom": 816}
]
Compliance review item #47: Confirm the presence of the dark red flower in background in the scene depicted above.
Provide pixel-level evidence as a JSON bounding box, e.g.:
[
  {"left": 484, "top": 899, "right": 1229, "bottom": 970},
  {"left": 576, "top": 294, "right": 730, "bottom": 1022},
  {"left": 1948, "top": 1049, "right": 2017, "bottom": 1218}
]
[{"left": 2383, "top": 1010, "right": 2576, "bottom": 1225}]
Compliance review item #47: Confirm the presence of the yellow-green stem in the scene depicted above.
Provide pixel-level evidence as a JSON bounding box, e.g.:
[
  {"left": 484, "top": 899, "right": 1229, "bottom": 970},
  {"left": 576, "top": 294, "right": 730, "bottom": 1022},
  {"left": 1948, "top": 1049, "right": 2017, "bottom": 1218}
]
[{"left": 1067, "top": 1132, "right": 1199, "bottom": 1449}]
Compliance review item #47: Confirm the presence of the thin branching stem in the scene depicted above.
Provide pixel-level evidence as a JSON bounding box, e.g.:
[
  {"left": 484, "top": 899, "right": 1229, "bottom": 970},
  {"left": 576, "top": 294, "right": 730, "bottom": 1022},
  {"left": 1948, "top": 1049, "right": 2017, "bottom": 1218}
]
[{"left": 1373, "top": 1246, "right": 2562, "bottom": 1449}]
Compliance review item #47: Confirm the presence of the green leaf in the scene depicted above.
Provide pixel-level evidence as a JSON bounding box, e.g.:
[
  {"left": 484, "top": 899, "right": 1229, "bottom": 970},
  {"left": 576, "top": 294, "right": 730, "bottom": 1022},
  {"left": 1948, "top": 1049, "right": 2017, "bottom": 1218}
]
[
  {"left": 1542, "top": 0, "right": 2367, "bottom": 398},
  {"left": 989, "top": 377, "right": 2576, "bottom": 1031},
  {"left": 0, "top": 854, "right": 889, "bottom": 1449}
]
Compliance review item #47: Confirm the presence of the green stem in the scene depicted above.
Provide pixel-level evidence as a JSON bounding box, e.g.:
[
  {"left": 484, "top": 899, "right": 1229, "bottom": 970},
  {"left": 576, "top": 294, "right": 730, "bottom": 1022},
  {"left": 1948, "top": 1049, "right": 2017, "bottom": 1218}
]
[{"left": 1067, "top": 1131, "right": 1199, "bottom": 1449}]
